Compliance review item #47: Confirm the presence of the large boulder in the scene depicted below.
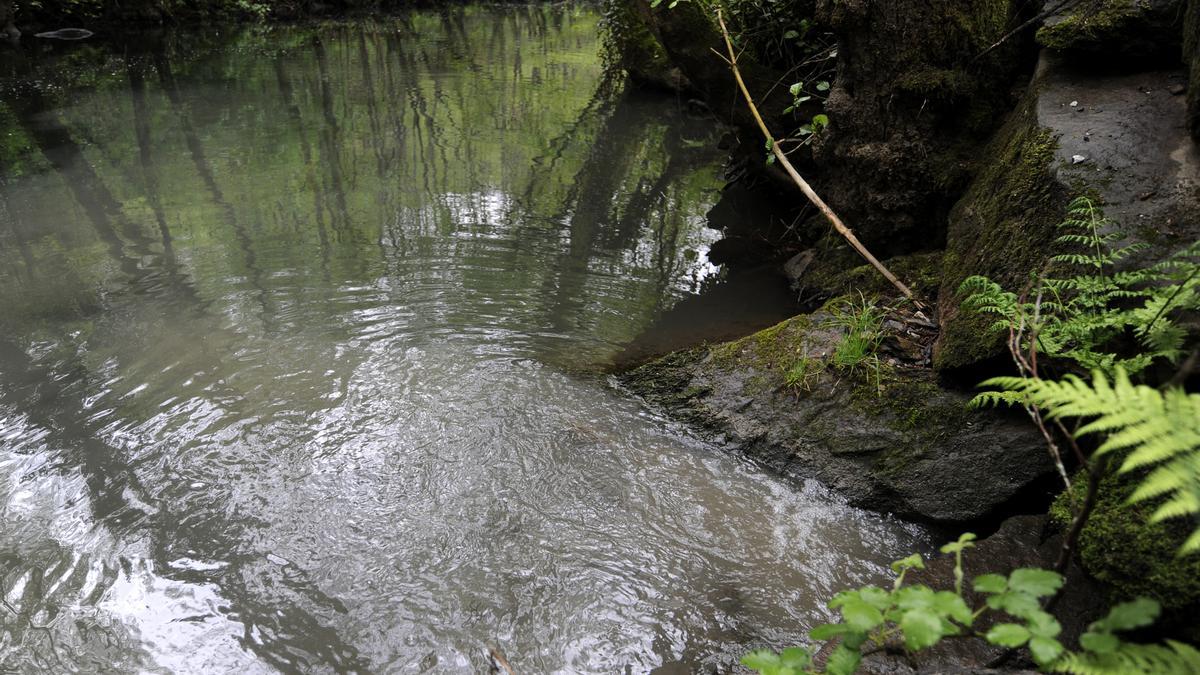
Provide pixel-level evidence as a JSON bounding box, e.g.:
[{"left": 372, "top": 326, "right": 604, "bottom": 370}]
[
  {"left": 620, "top": 300, "right": 1055, "bottom": 523},
  {"left": 623, "top": 0, "right": 798, "bottom": 131},
  {"left": 935, "top": 53, "right": 1200, "bottom": 370}
]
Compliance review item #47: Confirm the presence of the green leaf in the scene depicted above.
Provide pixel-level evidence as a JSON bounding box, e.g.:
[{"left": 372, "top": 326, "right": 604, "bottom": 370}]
[
  {"left": 789, "top": 82, "right": 803, "bottom": 96},
  {"left": 901, "top": 608, "right": 945, "bottom": 650},
  {"left": 741, "top": 650, "right": 780, "bottom": 671},
  {"left": 987, "top": 591, "right": 1041, "bottom": 618},
  {"left": 841, "top": 597, "right": 884, "bottom": 632},
  {"left": 1007, "top": 568, "right": 1063, "bottom": 598},
  {"left": 985, "top": 623, "right": 1031, "bottom": 647},
  {"left": 816, "top": 81, "right": 830, "bottom": 92},
  {"left": 973, "top": 573, "right": 1007, "bottom": 594},
  {"left": 1028, "top": 636, "right": 1064, "bottom": 666},
  {"left": 809, "top": 622, "right": 851, "bottom": 641},
  {"left": 1079, "top": 631, "right": 1120, "bottom": 654},
  {"left": 932, "top": 591, "right": 973, "bottom": 625},
  {"left": 824, "top": 644, "right": 862, "bottom": 675},
  {"left": 857, "top": 585, "right": 892, "bottom": 610},
  {"left": 895, "top": 585, "right": 936, "bottom": 611},
  {"left": 779, "top": 647, "right": 812, "bottom": 669},
  {"left": 783, "top": 30, "right": 800, "bottom": 40},
  {"left": 783, "top": 106, "right": 794, "bottom": 115},
  {"left": 1093, "top": 598, "right": 1160, "bottom": 632},
  {"left": 811, "top": 114, "right": 830, "bottom": 128},
  {"left": 1027, "top": 610, "right": 1062, "bottom": 639},
  {"left": 891, "top": 554, "right": 925, "bottom": 574},
  {"left": 940, "top": 532, "right": 977, "bottom": 555}
]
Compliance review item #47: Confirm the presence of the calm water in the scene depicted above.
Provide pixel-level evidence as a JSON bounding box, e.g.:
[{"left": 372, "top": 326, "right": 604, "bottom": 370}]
[{"left": 0, "top": 6, "right": 929, "bottom": 673}]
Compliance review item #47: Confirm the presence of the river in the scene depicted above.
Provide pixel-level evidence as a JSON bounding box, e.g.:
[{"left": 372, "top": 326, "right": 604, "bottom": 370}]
[{"left": 0, "top": 5, "right": 928, "bottom": 673}]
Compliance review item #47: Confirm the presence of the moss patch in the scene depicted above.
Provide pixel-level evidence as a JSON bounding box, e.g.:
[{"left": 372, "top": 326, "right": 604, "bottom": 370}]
[
  {"left": 1036, "top": 0, "right": 1185, "bottom": 63},
  {"left": 936, "top": 93, "right": 1069, "bottom": 371},
  {"left": 805, "top": 250, "right": 945, "bottom": 304},
  {"left": 1038, "top": 0, "right": 1144, "bottom": 50},
  {"left": 1051, "top": 474, "right": 1200, "bottom": 610}
]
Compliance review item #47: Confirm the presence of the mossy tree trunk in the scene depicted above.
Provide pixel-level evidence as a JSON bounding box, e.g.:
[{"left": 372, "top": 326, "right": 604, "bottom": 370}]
[{"left": 811, "top": 0, "right": 1028, "bottom": 252}]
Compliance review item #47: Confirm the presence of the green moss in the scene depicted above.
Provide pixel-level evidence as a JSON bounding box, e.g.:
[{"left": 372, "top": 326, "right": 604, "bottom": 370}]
[
  {"left": 711, "top": 308, "right": 819, "bottom": 374},
  {"left": 805, "top": 250, "right": 944, "bottom": 303},
  {"left": 936, "top": 94, "right": 1068, "bottom": 371},
  {"left": 1037, "top": 0, "right": 1143, "bottom": 51},
  {"left": 1051, "top": 474, "right": 1200, "bottom": 610}
]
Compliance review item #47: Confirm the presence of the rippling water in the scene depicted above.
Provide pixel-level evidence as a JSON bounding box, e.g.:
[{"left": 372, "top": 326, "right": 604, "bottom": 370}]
[{"left": 0, "top": 5, "right": 929, "bottom": 673}]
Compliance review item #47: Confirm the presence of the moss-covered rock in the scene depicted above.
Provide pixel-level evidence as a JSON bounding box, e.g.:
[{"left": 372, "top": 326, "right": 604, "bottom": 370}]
[
  {"left": 799, "top": 244, "right": 945, "bottom": 303},
  {"left": 1038, "top": 0, "right": 1185, "bottom": 65},
  {"left": 601, "top": 0, "right": 688, "bottom": 93},
  {"left": 621, "top": 299, "right": 1054, "bottom": 523},
  {"left": 1052, "top": 474, "right": 1200, "bottom": 621},
  {"left": 618, "top": 0, "right": 798, "bottom": 131},
  {"left": 934, "top": 89, "right": 1068, "bottom": 371}
]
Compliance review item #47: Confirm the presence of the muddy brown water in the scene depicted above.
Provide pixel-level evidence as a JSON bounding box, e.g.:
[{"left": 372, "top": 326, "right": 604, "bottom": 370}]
[{"left": 0, "top": 6, "right": 930, "bottom": 672}]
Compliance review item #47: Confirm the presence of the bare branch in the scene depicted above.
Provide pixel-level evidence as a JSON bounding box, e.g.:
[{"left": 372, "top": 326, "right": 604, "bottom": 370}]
[{"left": 714, "top": 9, "right": 916, "bottom": 302}]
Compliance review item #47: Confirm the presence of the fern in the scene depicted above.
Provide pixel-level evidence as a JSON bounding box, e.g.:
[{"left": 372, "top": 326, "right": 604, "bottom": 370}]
[
  {"left": 975, "top": 369, "right": 1200, "bottom": 553},
  {"left": 960, "top": 197, "right": 1200, "bottom": 377},
  {"left": 1052, "top": 640, "right": 1200, "bottom": 674}
]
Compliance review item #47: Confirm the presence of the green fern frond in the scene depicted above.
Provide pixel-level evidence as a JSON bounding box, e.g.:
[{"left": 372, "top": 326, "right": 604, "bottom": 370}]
[
  {"left": 1052, "top": 640, "right": 1200, "bottom": 674},
  {"left": 978, "top": 370, "right": 1200, "bottom": 554}
]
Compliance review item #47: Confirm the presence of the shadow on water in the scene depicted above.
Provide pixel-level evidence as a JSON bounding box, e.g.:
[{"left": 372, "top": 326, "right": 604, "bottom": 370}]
[{"left": 0, "top": 6, "right": 893, "bottom": 673}]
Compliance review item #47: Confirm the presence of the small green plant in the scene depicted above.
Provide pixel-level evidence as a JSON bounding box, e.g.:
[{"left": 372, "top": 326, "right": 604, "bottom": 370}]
[
  {"left": 828, "top": 295, "right": 885, "bottom": 387},
  {"left": 741, "top": 534, "right": 1197, "bottom": 675},
  {"left": 783, "top": 355, "right": 821, "bottom": 391}
]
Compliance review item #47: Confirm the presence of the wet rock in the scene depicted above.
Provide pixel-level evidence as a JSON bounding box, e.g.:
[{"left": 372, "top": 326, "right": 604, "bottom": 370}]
[
  {"left": 935, "top": 53, "right": 1200, "bottom": 370},
  {"left": 1038, "top": 0, "right": 1185, "bottom": 66},
  {"left": 620, "top": 301, "right": 1054, "bottom": 523}
]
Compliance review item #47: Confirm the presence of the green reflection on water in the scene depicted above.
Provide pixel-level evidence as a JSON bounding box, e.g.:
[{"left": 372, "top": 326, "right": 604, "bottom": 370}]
[{"left": 0, "top": 4, "right": 726, "bottom": 367}]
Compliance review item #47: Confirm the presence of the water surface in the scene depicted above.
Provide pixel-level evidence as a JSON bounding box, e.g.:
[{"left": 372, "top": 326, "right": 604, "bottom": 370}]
[{"left": 0, "top": 6, "right": 929, "bottom": 673}]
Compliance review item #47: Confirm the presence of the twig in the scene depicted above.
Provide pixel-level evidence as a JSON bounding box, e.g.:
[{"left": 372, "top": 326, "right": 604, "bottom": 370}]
[
  {"left": 488, "top": 645, "right": 517, "bottom": 675},
  {"left": 972, "top": 0, "right": 1083, "bottom": 64},
  {"left": 715, "top": 9, "right": 916, "bottom": 302},
  {"left": 1049, "top": 454, "right": 1108, "bottom": 606}
]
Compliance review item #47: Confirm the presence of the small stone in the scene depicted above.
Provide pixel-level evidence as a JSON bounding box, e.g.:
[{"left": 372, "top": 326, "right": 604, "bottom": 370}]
[
  {"left": 1069, "top": 100, "right": 1078, "bottom": 107},
  {"left": 1169, "top": 84, "right": 1187, "bottom": 96},
  {"left": 1071, "top": 155, "right": 1088, "bottom": 164}
]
